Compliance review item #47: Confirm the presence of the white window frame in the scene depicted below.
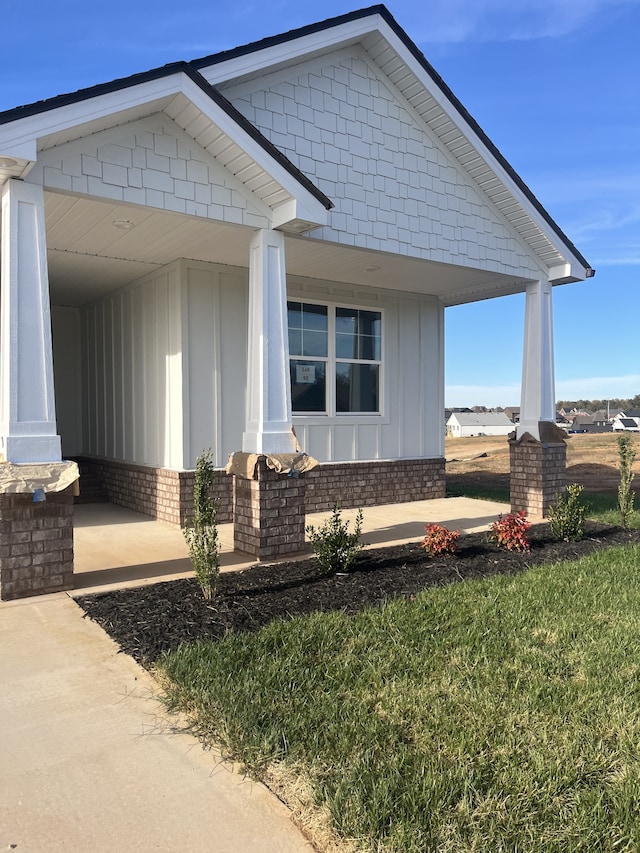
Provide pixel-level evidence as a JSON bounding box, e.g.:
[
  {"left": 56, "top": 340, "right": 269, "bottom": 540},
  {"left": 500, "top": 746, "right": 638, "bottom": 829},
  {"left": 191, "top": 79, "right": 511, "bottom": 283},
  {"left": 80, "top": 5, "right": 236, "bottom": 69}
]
[{"left": 287, "top": 299, "right": 384, "bottom": 419}]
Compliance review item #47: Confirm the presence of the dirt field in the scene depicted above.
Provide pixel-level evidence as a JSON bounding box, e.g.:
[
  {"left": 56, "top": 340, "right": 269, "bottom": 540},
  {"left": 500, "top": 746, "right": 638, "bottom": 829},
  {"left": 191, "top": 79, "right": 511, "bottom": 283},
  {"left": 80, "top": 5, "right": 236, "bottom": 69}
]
[{"left": 445, "top": 432, "right": 640, "bottom": 495}]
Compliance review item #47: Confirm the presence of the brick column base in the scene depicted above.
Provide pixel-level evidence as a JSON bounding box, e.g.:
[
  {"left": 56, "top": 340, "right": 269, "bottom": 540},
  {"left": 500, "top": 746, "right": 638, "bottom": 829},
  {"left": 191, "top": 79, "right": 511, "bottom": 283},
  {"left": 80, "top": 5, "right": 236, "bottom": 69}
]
[
  {"left": 0, "top": 489, "right": 74, "bottom": 601},
  {"left": 233, "top": 457, "right": 306, "bottom": 559},
  {"left": 510, "top": 431, "right": 567, "bottom": 519}
]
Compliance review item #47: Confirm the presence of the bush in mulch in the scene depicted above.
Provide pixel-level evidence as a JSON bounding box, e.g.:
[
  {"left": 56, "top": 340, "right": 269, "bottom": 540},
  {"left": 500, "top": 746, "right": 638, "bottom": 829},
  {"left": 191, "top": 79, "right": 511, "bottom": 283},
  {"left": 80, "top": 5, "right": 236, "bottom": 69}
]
[{"left": 75, "top": 521, "right": 640, "bottom": 667}]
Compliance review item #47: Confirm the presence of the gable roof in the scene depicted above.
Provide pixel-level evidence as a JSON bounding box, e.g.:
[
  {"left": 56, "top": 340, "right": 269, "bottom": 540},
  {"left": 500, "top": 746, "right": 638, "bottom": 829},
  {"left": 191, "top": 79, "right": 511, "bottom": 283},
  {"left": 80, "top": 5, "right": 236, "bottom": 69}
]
[
  {"left": 196, "top": 5, "right": 593, "bottom": 283},
  {"left": 0, "top": 62, "right": 333, "bottom": 229},
  {"left": 0, "top": 5, "right": 592, "bottom": 285}
]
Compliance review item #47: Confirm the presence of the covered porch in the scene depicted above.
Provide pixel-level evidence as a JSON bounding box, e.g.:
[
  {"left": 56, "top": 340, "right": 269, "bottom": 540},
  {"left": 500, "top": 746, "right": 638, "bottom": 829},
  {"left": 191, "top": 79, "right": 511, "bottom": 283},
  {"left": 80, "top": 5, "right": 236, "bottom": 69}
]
[{"left": 72, "top": 495, "right": 509, "bottom": 595}]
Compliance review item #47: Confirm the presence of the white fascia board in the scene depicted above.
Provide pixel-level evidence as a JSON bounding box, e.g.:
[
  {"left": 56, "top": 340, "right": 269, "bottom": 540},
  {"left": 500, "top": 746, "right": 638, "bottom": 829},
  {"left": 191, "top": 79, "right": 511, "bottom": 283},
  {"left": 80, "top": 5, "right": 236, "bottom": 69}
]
[
  {"left": 0, "top": 75, "right": 184, "bottom": 155},
  {"left": 178, "top": 76, "right": 328, "bottom": 227},
  {"left": 201, "top": 14, "right": 385, "bottom": 85},
  {"left": 377, "top": 21, "right": 590, "bottom": 282}
]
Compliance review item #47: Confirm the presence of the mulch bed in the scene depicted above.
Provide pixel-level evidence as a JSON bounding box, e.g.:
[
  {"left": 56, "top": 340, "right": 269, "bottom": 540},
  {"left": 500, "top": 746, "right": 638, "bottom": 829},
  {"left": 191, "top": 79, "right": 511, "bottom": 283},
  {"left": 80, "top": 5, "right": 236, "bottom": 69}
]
[{"left": 75, "top": 521, "right": 640, "bottom": 667}]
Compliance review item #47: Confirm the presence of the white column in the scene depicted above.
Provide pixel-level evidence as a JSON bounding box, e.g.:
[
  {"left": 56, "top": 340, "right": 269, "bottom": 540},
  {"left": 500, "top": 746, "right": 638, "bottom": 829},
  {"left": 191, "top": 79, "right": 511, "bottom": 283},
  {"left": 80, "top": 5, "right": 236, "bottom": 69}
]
[
  {"left": 516, "top": 279, "right": 556, "bottom": 440},
  {"left": 0, "top": 179, "right": 61, "bottom": 462},
  {"left": 242, "top": 229, "right": 297, "bottom": 454}
]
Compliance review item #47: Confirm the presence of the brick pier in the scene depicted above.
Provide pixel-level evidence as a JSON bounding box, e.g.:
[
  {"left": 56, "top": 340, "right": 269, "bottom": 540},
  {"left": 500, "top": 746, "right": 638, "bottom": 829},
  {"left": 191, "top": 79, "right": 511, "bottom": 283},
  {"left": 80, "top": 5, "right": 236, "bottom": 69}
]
[
  {"left": 510, "top": 426, "right": 567, "bottom": 518},
  {"left": 0, "top": 489, "right": 75, "bottom": 600},
  {"left": 233, "top": 457, "right": 306, "bottom": 559}
]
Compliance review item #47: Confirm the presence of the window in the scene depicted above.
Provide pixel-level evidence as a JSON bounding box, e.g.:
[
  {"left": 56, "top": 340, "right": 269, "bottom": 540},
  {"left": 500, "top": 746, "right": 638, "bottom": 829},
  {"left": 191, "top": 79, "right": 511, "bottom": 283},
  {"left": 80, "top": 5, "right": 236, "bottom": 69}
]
[{"left": 288, "top": 301, "right": 382, "bottom": 415}]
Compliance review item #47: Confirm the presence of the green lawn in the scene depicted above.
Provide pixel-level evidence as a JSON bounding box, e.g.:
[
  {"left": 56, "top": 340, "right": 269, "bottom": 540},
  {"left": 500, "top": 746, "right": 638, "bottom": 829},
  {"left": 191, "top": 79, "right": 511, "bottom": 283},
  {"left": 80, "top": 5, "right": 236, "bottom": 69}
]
[{"left": 159, "top": 543, "right": 640, "bottom": 852}]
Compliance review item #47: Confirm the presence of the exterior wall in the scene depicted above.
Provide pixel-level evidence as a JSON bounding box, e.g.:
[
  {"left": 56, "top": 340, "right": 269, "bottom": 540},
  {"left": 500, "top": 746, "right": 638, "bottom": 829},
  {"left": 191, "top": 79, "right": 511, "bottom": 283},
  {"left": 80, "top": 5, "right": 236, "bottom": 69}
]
[
  {"left": 78, "top": 259, "right": 442, "bottom": 471},
  {"left": 81, "top": 262, "right": 185, "bottom": 469},
  {"left": 0, "top": 490, "right": 74, "bottom": 600},
  {"left": 28, "top": 114, "right": 271, "bottom": 227},
  {"left": 288, "top": 279, "right": 444, "bottom": 462},
  {"left": 220, "top": 48, "right": 544, "bottom": 279},
  {"left": 305, "top": 458, "right": 445, "bottom": 512},
  {"left": 79, "top": 259, "right": 248, "bottom": 472}
]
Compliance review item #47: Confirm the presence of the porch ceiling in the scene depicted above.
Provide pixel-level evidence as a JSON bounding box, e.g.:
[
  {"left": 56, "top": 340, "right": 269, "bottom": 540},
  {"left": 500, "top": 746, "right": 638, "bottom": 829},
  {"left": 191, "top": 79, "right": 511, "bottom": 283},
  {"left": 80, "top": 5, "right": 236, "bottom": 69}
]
[{"left": 43, "top": 191, "right": 530, "bottom": 308}]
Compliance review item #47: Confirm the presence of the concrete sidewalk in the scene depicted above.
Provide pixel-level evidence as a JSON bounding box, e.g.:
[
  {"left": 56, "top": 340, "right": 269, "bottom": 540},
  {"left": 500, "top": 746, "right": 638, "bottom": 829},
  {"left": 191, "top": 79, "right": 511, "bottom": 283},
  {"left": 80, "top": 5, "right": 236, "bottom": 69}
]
[
  {"left": 0, "top": 594, "right": 315, "bottom": 853},
  {"left": 1, "top": 496, "right": 508, "bottom": 852}
]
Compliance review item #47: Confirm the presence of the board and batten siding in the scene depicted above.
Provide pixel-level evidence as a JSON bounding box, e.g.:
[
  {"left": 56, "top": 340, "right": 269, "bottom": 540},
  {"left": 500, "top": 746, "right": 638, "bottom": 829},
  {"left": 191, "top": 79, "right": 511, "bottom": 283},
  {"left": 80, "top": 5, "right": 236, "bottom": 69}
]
[
  {"left": 66, "top": 260, "right": 442, "bottom": 470},
  {"left": 76, "top": 260, "right": 248, "bottom": 470}
]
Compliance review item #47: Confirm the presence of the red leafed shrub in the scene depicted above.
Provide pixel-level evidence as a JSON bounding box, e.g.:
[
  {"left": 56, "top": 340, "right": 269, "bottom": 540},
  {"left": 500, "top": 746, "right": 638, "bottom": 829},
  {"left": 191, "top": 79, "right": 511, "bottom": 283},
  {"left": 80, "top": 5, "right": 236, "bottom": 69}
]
[
  {"left": 489, "top": 511, "right": 531, "bottom": 553},
  {"left": 421, "top": 523, "right": 460, "bottom": 556}
]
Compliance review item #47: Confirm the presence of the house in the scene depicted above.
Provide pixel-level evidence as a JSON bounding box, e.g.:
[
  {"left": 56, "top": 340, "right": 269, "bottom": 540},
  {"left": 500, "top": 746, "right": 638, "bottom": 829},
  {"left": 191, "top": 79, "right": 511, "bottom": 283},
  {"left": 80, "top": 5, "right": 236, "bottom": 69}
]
[
  {"left": 447, "top": 412, "right": 514, "bottom": 438},
  {"left": 0, "top": 6, "right": 593, "bottom": 597},
  {"left": 612, "top": 412, "right": 640, "bottom": 432}
]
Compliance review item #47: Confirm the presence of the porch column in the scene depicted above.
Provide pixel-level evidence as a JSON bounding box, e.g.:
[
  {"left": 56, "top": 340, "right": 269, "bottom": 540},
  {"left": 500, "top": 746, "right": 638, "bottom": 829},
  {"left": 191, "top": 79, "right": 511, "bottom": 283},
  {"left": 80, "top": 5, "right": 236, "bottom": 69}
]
[
  {"left": 0, "top": 179, "right": 61, "bottom": 463},
  {"left": 510, "top": 279, "right": 566, "bottom": 517},
  {"left": 242, "top": 228, "right": 297, "bottom": 454}
]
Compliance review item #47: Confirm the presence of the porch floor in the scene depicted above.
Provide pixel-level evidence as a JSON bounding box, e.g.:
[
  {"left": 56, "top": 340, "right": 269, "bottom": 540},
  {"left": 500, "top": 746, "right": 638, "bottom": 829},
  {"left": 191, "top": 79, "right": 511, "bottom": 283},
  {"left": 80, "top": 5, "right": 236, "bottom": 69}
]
[{"left": 73, "top": 496, "right": 509, "bottom": 595}]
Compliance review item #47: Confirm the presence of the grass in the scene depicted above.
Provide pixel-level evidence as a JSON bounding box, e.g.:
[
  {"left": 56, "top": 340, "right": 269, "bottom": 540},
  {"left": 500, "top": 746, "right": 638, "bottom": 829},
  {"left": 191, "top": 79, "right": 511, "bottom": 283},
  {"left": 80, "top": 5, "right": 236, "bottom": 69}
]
[{"left": 159, "top": 544, "right": 640, "bottom": 852}]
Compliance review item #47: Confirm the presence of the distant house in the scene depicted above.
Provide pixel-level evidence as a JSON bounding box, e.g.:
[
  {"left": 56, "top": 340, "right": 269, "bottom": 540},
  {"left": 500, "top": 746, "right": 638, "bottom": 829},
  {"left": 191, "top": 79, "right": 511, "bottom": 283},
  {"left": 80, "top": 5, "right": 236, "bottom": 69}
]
[
  {"left": 447, "top": 412, "right": 514, "bottom": 437},
  {"left": 504, "top": 407, "right": 520, "bottom": 423},
  {"left": 612, "top": 412, "right": 640, "bottom": 432},
  {"left": 569, "top": 413, "right": 612, "bottom": 434}
]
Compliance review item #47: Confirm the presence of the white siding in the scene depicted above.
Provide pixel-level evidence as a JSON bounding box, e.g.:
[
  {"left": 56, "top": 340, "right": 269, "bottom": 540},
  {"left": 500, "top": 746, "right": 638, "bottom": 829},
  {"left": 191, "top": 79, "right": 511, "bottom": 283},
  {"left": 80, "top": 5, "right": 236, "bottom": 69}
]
[
  {"left": 182, "top": 262, "right": 248, "bottom": 468},
  {"left": 81, "top": 263, "right": 185, "bottom": 468},
  {"left": 223, "top": 47, "right": 543, "bottom": 279},
  {"left": 30, "top": 114, "right": 272, "bottom": 228}
]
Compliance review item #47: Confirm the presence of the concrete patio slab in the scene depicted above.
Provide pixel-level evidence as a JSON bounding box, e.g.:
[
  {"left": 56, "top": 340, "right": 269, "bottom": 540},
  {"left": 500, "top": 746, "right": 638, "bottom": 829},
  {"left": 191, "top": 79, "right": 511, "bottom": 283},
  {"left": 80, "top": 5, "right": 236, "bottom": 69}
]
[{"left": 73, "top": 496, "right": 509, "bottom": 594}]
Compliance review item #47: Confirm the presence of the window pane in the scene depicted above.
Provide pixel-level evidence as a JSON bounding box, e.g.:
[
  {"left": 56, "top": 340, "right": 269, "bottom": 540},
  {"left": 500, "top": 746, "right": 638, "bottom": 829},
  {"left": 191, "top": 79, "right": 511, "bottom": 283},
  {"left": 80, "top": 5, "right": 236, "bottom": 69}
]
[
  {"left": 288, "top": 328, "right": 302, "bottom": 356},
  {"left": 335, "top": 307, "right": 381, "bottom": 362},
  {"left": 336, "top": 332, "right": 357, "bottom": 359},
  {"left": 303, "top": 303, "right": 328, "bottom": 331},
  {"left": 303, "top": 330, "right": 327, "bottom": 358},
  {"left": 336, "top": 363, "right": 379, "bottom": 413},
  {"left": 290, "top": 359, "right": 326, "bottom": 412},
  {"left": 287, "top": 301, "right": 302, "bottom": 330}
]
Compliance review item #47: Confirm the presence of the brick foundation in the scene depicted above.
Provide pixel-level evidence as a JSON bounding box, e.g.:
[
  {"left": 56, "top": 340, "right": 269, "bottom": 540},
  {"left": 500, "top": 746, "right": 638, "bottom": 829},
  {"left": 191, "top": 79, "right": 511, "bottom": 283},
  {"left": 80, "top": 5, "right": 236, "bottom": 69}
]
[
  {"left": 0, "top": 489, "right": 74, "bottom": 601},
  {"left": 510, "top": 437, "right": 567, "bottom": 518},
  {"left": 305, "top": 457, "right": 446, "bottom": 512},
  {"left": 73, "top": 457, "right": 233, "bottom": 526},
  {"left": 233, "top": 458, "right": 306, "bottom": 559}
]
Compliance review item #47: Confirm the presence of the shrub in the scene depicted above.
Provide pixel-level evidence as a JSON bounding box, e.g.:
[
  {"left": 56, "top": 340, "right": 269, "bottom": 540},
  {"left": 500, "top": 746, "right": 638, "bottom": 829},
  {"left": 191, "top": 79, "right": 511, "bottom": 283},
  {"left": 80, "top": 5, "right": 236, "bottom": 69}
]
[
  {"left": 421, "top": 523, "right": 459, "bottom": 556},
  {"left": 618, "top": 434, "right": 636, "bottom": 529},
  {"left": 489, "top": 511, "right": 531, "bottom": 553},
  {"left": 183, "top": 449, "right": 219, "bottom": 600},
  {"left": 548, "top": 483, "right": 586, "bottom": 541},
  {"left": 306, "top": 504, "right": 364, "bottom": 575}
]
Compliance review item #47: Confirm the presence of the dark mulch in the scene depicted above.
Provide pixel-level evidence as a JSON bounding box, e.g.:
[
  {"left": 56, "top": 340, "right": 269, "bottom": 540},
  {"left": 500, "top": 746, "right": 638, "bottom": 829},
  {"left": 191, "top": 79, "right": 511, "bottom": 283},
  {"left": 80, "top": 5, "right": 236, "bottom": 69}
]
[{"left": 75, "top": 521, "right": 640, "bottom": 667}]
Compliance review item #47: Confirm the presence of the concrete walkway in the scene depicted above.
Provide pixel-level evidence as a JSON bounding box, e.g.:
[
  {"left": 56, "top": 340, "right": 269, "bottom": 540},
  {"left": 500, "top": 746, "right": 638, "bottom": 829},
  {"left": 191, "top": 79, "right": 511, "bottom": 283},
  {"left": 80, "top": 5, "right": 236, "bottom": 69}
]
[
  {"left": 0, "top": 593, "right": 315, "bottom": 853},
  {"left": 1, "top": 496, "right": 508, "bottom": 852}
]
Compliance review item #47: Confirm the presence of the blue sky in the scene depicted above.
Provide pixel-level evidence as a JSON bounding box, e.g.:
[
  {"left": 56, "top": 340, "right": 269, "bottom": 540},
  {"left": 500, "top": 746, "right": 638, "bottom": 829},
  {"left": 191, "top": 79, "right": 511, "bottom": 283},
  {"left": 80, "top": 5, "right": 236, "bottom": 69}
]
[{"left": 1, "top": 0, "right": 638, "bottom": 408}]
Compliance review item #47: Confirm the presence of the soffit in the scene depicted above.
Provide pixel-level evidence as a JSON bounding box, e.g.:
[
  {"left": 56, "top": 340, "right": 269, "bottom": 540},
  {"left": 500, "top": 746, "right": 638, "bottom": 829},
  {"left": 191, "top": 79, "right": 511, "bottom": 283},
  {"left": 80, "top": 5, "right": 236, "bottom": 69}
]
[{"left": 40, "top": 191, "right": 530, "bottom": 308}]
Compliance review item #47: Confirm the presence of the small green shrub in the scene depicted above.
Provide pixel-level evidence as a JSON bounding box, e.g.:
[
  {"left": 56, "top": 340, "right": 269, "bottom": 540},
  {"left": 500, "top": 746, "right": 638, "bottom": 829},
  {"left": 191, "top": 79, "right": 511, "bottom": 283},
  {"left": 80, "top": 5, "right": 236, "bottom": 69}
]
[
  {"left": 618, "top": 434, "right": 636, "bottom": 529},
  {"left": 183, "top": 449, "right": 219, "bottom": 600},
  {"left": 549, "top": 483, "right": 586, "bottom": 541},
  {"left": 489, "top": 510, "right": 531, "bottom": 553},
  {"left": 421, "top": 523, "right": 459, "bottom": 556},
  {"left": 306, "top": 504, "right": 364, "bottom": 575}
]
